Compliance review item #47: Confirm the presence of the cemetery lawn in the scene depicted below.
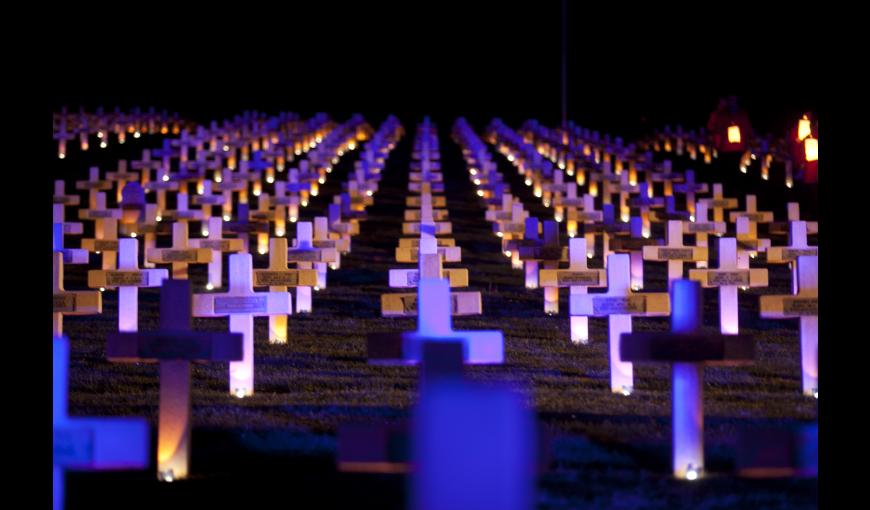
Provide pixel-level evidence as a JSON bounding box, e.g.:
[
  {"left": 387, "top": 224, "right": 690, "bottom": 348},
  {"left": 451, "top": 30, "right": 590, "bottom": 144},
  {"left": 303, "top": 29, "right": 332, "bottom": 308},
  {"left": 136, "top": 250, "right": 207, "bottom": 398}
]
[{"left": 61, "top": 132, "right": 817, "bottom": 509}]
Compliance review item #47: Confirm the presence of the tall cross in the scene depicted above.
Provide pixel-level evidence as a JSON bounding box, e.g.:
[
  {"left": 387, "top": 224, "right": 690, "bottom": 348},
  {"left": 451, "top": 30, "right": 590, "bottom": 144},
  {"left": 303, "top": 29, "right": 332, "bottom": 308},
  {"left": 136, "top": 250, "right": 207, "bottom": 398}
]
[
  {"left": 106, "top": 280, "right": 242, "bottom": 481},
  {"left": 760, "top": 256, "right": 818, "bottom": 397},
  {"left": 192, "top": 253, "right": 291, "bottom": 397},
  {"left": 621, "top": 279, "right": 754, "bottom": 479},
  {"left": 570, "top": 253, "right": 670, "bottom": 394}
]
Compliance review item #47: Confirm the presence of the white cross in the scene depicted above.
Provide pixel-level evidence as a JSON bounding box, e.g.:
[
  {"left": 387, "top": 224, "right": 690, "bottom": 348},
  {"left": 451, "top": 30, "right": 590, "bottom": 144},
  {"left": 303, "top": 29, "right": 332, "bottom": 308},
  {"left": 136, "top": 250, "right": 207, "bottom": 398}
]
[
  {"left": 540, "top": 237, "right": 607, "bottom": 344},
  {"left": 642, "top": 220, "right": 708, "bottom": 288},
  {"left": 193, "top": 253, "right": 292, "bottom": 397},
  {"left": 87, "top": 238, "right": 168, "bottom": 331},
  {"left": 760, "top": 256, "right": 818, "bottom": 397},
  {"left": 570, "top": 253, "right": 670, "bottom": 393},
  {"left": 689, "top": 237, "right": 768, "bottom": 334}
]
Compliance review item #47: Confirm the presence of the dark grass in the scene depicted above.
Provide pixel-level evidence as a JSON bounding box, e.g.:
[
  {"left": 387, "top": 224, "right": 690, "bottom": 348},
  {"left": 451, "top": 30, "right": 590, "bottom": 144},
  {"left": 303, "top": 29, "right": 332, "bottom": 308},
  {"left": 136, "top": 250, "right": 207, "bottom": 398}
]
[{"left": 58, "top": 127, "right": 817, "bottom": 509}]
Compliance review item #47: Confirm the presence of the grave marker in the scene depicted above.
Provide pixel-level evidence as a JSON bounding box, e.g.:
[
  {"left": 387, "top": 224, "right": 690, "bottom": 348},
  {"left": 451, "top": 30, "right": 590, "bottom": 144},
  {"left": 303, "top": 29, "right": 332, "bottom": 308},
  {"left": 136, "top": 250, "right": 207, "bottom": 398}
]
[
  {"left": 193, "top": 253, "right": 291, "bottom": 397},
  {"left": 54, "top": 336, "right": 149, "bottom": 510},
  {"left": 107, "top": 280, "right": 243, "bottom": 481},
  {"left": 760, "top": 256, "right": 819, "bottom": 397},
  {"left": 88, "top": 238, "right": 168, "bottom": 331},
  {"left": 570, "top": 253, "right": 670, "bottom": 393},
  {"left": 689, "top": 237, "right": 768, "bottom": 334},
  {"left": 621, "top": 279, "right": 754, "bottom": 479}
]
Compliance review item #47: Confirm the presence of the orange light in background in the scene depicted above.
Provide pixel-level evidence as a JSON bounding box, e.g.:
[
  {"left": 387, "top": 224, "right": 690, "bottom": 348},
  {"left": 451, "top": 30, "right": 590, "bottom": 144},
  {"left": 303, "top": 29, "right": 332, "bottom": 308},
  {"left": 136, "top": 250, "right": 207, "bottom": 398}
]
[
  {"left": 805, "top": 138, "right": 818, "bottom": 162},
  {"left": 797, "top": 116, "right": 812, "bottom": 141},
  {"left": 727, "top": 125, "right": 742, "bottom": 144}
]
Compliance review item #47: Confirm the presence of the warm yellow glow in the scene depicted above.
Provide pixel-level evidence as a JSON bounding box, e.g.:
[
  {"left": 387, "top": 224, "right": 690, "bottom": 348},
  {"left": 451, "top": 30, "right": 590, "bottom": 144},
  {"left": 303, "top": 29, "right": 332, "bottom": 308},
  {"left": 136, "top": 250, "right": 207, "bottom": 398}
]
[
  {"left": 130, "top": 232, "right": 138, "bottom": 238},
  {"left": 496, "top": 231, "right": 504, "bottom": 238},
  {"left": 156, "top": 215, "right": 163, "bottom": 222},
  {"left": 267, "top": 176, "right": 275, "bottom": 184},
  {"left": 366, "top": 190, "right": 373, "bottom": 197},
  {"left": 290, "top": 216, "right": 298, "bottom": 223},
  {"left": 329, "top": 263, "right": 338, "bottom": 270},
  {"left": 134, "top": 131, "right": 141, "bottom": 139},
  {"left": 805, "top": 137, "right": 818, "bottom": 162},
  {"left": 476, "top": 190, "right": 484, "bottom": 197},
  {"left": 507, "top": 154, "right": 515, "bottom": 162},
  {"left": 473, "top": 179, "right": 481, "bottom": 185},
  {"left": 100, "top": 141, "right": 108, "bottom": 148},
  {"left": 215, "top": 176, "right": 222, "bottom": 183},
  {"left": 258, "top": 247, "right": 267, "bottom": 255},
  {"left": 620, "top": 386, "right": 632, "bottom": 396},
  {"left": 469, "top": 168, "right": 478, "bottom": 176},
  {"left": 99, "top": 287, "right": 106, "bottom": 291},
  {"left": 798, "top": 116, "right": 812, "bottom": 141},
  {"left": 504, "top": 250, "right": 512, "bottom": 257},
  {"left": 223, "top": 214, "right": 231, "bottom": 221},
  {"left": 58, "top": 152, "right": 66, "bottom": 159},
  {"left": 206, "top": 282, "right": 214, "bottom": 291},
  {"left": 727, "top": 125, "right": 741, "bottom": 144},
  {"left": 685, "top": 467, "right": 699, "bottom": 481},
  {"left": 301, "top": 201, "right": 308, "bottom": 207},
  {"left": 276, "top": 230, "right": 285, "bottom": 237}
]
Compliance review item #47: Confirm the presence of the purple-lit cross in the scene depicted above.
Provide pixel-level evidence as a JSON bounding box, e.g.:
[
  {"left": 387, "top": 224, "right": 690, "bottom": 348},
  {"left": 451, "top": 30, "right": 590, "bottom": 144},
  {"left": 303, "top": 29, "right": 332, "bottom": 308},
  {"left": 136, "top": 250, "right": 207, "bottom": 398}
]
[
  {"left": 54, "top": 336, "right": 149, "bottom": 510},
  {"left": 621, "top": 279, "right": 754, "bottom": 480}
]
